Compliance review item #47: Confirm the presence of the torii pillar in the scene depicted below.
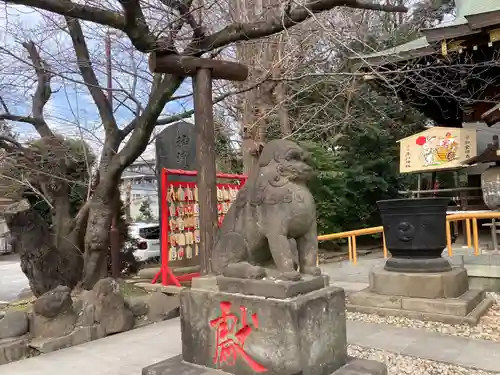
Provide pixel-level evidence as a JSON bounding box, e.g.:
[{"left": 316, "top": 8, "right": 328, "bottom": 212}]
[{"left": 149, "top": 53, "right": 248, "bottom": 275}]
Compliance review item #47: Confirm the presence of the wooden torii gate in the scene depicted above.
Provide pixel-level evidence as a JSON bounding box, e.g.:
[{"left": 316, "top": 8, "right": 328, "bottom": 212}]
[{"left": 149, "top": 52, "right": 248, "bottom": 275}]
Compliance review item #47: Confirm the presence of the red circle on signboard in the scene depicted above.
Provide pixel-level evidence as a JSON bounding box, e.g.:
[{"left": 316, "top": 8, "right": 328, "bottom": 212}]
[{"left": 416, "top": 136, "right": 426, "bottom": 146}]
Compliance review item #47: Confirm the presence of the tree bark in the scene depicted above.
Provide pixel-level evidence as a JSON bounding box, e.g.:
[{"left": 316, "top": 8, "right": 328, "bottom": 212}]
[
  {"left": 81, "top": 186, "right": 115, "bottom": 289},
  {"left": 3, "top": 200, "right": 82, "bottom": 297}
]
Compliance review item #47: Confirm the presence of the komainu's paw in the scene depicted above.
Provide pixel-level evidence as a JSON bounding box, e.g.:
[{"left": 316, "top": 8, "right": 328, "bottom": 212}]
[
  {"left": 278, "top": 271, "right": 301, "bottom": 281},
  {"left": 302, "top": 266, "right": 322, "bottom": 276},
  {"left": 247, "top": 265, "right": 266, "bottom": 279},
  {"left": 222, "top": 262, "right": 266, "bottom": 279}
]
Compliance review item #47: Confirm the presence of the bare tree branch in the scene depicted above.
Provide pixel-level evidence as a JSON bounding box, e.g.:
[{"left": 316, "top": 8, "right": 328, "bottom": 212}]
[
  {"left": 4, "top": 0, "right": 406, "bottom": 55},
  {"left": 0, "top": 96, "right": 9, "bottom": 113},
  {"left": 188, "top": 0, "right": 407, "bottom": 55},
  {"left": 21, "top": 41, "right": 54, "bottom": 138},
  {"left": 117, "top": 0, "right": 156, "bottom": 48},
  {"left": 3, "top": 0, "right": 155, "bottom": 51},
  {"left": 0, "top": 113, "right": 40, "bottom": 126},
  {"left": 111, "top": 75, "right": 184, "bottom": 172},
  {"left": 159, "top": 0, "right": 205, "bottom": 41},
  {"left": 64, "top": 16, "right": 119, "bottom": 136},
  {"left": 151, "top": 77, "right": 268, "bottom": 129},
  {"left": 0, "top": 134, "right": 23, "bottom": 149}
]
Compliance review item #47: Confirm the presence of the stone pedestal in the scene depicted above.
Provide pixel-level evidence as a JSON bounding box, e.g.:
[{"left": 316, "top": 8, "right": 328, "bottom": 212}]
[
  {"left": 216, "top": 274, "right": 329, "bottom": 298},
  {"left": 369, "top": 267, "right": 469, "bottom": 298},
  {"left": 143, "top": 278, "right": 388, "bottom": 375},
  {"left": 143, "top": 355, "right": 388, "bottom": 375},
  {"left": 349, "top": 267, "right": 493, "bottom": 325},
  {"left": 192, "top": 275, "right": 219, "bottom": 291},
  {"left": 180, "top": 286, "right": 347, "bottom": 375}
]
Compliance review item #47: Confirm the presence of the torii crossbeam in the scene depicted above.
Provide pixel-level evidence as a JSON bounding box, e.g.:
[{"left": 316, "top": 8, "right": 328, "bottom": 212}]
[{"left": 149, "top": 52, "right": 248, "bottom": 275}]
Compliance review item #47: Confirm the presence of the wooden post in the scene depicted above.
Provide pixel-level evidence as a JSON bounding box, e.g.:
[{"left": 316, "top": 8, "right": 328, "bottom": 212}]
[
  {"left": 149, "top": 52, "right": 248, "bottom": 275},
  {"left": 193, "top": 68, "right": 218, "bottom": 275},
  {"left": 416, "top": 173, "right": 421, "bottom": 198}
]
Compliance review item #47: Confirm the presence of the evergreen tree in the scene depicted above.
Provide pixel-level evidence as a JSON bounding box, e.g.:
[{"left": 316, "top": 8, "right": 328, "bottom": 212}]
[{"left": 138, "top": 198, "right": 154, "bottom": 222}]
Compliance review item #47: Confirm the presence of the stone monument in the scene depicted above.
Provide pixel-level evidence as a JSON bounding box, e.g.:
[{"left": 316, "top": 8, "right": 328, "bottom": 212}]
[
  {"left": 349, "top": 197, "right": 493, "bottom": 325},
  {"left": 155, "top": 120, "right": 197, "bottom": 183},
  {"left": 155, "top": 120, "right": 198, "bottom": 270},
  {"left": 143, "top": 139, "right": 388, "bottom": 375}
]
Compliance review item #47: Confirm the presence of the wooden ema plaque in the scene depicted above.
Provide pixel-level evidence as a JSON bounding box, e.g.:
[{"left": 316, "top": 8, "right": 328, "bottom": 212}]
[
  {"left": 152, "top": 168, "right": 247, "bottom": 286},
  {"left": 398, "top": 127, "right": 477, "bottom": 174}
]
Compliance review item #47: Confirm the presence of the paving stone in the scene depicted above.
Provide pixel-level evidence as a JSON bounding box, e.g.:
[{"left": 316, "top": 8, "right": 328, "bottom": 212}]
[
  {"left": 4, "top": 317, "right": 500, "bottom": 374},
  {"left": 0, "top": 337, "right": 30, "bottom": 365},
  {"left": 29, "top": 325, "right": 104, "bottom": 354},
  {"left": 143, "top": 355, "right": 229, "bottom": 375},
  {"left": 0, "top": 310, "right": 29, "bottom": 339},
  {"left": 332, "top": 358, "right": 387, "bottom": 375},
  {"left": 135, "top": 283, "right": 183, "bottom": 295},
  {"left": 346, "top": 320, "right": 500, "bottom": 373}
]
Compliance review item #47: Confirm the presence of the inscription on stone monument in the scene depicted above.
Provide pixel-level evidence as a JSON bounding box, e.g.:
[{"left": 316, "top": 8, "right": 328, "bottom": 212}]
[
  {"left": 175, "top": 133, "right": 190, "bottom": 169},
  {"left": 155, "top": 121, "right": 197, "bottom": 182}
]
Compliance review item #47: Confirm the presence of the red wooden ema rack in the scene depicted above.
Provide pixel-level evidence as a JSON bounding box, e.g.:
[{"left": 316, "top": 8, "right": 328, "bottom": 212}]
[{"left": 152, "top": 168, "right": 247, "bottom": 286}]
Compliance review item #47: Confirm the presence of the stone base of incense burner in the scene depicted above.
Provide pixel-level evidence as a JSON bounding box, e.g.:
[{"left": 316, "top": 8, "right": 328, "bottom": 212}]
[{"left": 348, "top": 267, "right": 493, "bottom": 325}]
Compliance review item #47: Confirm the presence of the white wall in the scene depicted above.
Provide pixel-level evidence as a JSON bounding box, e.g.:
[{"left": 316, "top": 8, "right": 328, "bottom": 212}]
[
  {"left": 0, "top": 219, "right": 7, "bottom": 235},
  {"left": 129, "top": 192, "right": 159, "bottom": 220},
  {"left": 120, "top": 180, "right": 159, "bottom": 221},
  {"left": 0, "top": 218, "right": 10, "bottom": 253}
]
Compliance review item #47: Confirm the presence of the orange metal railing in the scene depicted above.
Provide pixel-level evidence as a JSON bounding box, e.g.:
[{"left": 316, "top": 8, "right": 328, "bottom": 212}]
[
  {"left": 318, "top": 212, "right": 500, "bottom": 264},
  {"left": 446, "top": 212, "right": 500, "bottom": 256},
  {"left": 318, "top": 226, "right": 386, "bottom": 264}
]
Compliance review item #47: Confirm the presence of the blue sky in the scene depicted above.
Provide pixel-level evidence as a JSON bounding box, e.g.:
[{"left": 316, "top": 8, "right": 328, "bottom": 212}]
[{"left": 0, "top": 3, "right": 195, "bottom": 159}]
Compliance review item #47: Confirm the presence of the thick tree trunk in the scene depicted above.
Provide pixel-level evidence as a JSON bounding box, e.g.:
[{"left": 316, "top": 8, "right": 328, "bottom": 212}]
[
  {"left": 81, "top": 183, "right": 115, "bottom": 289},
  {"left": 242, "top": 136, "right": 260, "bottom": 174},
  {"left": 276, "top": 82, "right": 290, "bottom": 136},
  {"left": 3, "top": 200, "right": 83, "bottom": 297},
  {"left": 52, "top": 191, "right": 71, "bottom": 249}
]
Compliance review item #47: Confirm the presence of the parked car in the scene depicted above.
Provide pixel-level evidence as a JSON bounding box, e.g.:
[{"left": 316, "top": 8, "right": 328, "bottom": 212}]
[
  {"left": 0, "top": 233, "right": 12, "bottom": 255},
  {"left": 129, "top": 222, "right": 161, "bottom": 262}
]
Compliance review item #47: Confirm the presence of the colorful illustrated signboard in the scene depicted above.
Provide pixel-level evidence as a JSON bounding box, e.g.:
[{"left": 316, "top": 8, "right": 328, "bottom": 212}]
[{"left": 399, "top": 127, "right": 477, "bottom": 173}]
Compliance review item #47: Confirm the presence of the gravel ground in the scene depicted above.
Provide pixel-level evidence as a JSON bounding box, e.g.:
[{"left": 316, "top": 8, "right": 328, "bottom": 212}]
[
  {"left": 348, "top": 345, "right": 499, "bottom": 375},
  {"left": 347, "top": 293, "right": 500, "bottom": 342}
]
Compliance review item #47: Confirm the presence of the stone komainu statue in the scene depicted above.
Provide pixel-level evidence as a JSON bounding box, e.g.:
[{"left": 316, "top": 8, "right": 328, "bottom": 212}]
[{"left": 212, "top": 139, "right": 321, "bottom": 281}]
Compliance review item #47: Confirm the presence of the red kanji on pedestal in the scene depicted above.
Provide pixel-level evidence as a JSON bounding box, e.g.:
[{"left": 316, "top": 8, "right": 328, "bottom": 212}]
[{"left": 210, "top": 301, "right": 267, "bottom": 373}]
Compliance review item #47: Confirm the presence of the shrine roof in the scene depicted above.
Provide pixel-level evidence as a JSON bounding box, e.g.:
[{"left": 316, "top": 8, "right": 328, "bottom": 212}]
[
  {"left": 350, "top": 0, "right": 500, "bottom": 69},
  {"left": 349, "top": 37, "right": 432, "bottom": 67}
]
